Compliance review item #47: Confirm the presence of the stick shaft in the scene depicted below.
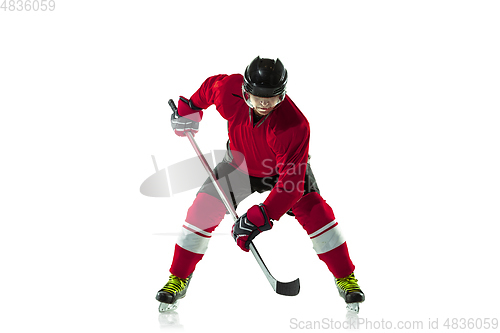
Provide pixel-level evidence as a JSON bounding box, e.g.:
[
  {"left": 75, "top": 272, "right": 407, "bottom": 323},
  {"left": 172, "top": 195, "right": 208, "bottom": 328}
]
[{"left": 185, "top": 132, "right": 238, "bottom": 221}]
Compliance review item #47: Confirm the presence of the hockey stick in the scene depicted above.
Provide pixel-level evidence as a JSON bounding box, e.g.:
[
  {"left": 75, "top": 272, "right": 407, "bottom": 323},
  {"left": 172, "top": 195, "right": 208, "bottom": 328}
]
[{"left": 168, "top": 99, "right": 300, "bottom": 296}]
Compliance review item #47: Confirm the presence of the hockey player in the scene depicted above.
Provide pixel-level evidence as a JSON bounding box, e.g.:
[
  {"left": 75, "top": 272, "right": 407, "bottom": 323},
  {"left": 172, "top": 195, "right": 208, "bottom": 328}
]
[{"left": 157, "top": 56, "right": 365, "bottom": 311}]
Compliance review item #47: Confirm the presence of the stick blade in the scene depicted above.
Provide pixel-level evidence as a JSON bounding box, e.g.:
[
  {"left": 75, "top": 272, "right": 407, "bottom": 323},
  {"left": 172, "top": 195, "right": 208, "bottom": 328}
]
[{"left": 276, "top": 278, "right": 300, "bottom": 296}]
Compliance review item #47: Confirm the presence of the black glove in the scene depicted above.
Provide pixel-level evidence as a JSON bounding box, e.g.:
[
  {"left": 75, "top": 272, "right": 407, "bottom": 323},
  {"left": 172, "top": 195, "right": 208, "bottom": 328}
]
[{"left": 231, "top": 204, "right": 273, "bottom": 252}]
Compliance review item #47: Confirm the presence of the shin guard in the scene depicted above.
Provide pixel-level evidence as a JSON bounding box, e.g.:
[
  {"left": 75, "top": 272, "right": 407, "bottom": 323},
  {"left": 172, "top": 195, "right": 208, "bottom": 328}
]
[
  {"left": 292, "top": 192, "right": 355, "bottom": 278},
  {"left": 170, "top": 193, "right": 226, "bottom": 278}
]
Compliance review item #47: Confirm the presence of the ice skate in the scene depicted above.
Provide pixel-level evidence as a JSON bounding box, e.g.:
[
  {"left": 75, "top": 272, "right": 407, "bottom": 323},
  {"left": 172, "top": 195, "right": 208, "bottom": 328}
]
[
  {"left": 156, "top": 274, "right": 192, "bottom": 312},
  {"left": 335, "top": 273, "right": 365, "bottom": 313}
]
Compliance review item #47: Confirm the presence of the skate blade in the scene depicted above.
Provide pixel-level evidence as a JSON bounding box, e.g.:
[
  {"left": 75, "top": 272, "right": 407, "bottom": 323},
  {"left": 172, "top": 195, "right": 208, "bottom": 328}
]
[
  {"left": 159, "top": 300, "right": 179, "bottom": 312},
  {"left": 346, "top": 302, "right": 359, "bottom": 313}
]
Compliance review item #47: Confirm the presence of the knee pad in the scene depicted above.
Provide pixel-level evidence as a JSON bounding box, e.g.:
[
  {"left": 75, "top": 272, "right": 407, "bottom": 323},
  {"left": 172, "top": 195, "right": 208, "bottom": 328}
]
[
  {"left": 292, "top": 192, "right": 335, "bottom": 233},
  {"left": 185, "top": 193, "right": 227, "bottom": 233}
]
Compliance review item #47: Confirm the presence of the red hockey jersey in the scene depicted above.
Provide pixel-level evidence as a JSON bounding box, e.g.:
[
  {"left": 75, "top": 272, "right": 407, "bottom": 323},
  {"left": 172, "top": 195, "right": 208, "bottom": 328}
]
[{"left": 185, "top": 74, "right": 310, "bottom": 221}]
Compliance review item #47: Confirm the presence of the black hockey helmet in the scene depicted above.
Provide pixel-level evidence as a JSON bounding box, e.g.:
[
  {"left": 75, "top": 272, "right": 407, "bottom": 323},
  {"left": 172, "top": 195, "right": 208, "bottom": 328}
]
[{"left": 243, "top": 56, "right": 288, "bottom": 98}]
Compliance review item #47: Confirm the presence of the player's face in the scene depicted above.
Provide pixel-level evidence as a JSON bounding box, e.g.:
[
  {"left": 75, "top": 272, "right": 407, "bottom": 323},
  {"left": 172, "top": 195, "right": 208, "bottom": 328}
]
[{"left": 248, "top": 94, "right": 282, "bottom": 116}]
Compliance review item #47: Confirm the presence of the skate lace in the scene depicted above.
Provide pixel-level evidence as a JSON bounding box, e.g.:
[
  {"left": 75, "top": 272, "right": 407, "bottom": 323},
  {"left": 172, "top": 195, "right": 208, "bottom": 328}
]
[
  {"left": 336, "top": 273, "right": 361, "bottom": 292},
  {"left": 162, "top": 274, "right": 188, "bottom": 294}
]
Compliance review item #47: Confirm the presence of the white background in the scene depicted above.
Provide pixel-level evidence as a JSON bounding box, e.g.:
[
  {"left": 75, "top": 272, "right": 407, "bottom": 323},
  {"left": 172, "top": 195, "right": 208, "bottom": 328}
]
[{"left": 1, "top": 1, "right": 499, "bottom": 332}]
